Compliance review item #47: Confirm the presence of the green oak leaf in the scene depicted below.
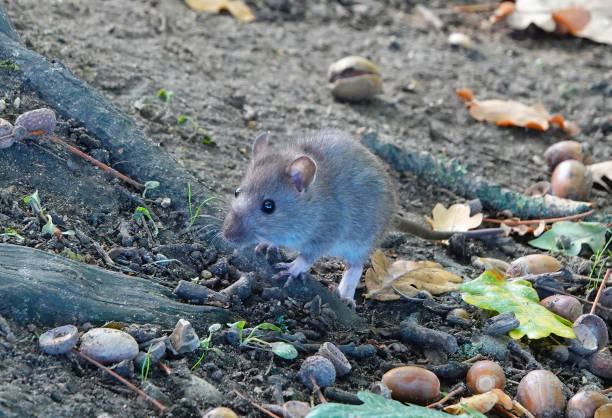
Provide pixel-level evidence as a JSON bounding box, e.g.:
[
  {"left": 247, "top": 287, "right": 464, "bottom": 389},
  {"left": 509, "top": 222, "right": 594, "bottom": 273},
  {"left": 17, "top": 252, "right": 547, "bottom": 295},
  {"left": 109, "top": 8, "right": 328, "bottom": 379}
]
[
  {"left": 459, "top": 269, "right": 575, "bottom": 339},
  {"left": 529, "top": 221, "right": 609, "bottom": 256},
  {"left": 306, "top": 391, "right": 486, "bottom": 418}
]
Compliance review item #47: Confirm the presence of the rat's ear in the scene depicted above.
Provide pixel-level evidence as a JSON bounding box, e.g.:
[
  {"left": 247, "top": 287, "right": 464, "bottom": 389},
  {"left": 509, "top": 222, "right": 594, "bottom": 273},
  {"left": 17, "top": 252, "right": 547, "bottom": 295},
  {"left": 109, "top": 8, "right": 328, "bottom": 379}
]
[
  {"left": 287, "top": 156, "right": 316, "bottom": 193},
  {"left": 252, "top": 131, "right": 269, "bottom": 157}
]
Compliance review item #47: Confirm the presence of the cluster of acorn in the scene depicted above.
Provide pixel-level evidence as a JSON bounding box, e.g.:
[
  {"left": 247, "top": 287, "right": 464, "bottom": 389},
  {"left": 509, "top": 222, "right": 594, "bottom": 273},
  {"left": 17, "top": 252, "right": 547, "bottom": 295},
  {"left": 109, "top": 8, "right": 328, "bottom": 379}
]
[
  {"left": 539, "top": 140, "right": 594, "bottom": 201},
  {"left": 381, "top": 359, "right": 610, "bottom": 417}
]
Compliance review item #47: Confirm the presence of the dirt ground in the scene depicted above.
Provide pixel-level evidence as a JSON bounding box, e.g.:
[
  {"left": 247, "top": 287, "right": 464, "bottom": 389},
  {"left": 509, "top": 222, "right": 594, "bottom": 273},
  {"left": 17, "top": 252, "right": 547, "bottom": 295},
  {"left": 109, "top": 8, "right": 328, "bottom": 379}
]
[{"left": 0, "top": 0, "right": 611, "bottom": 417}]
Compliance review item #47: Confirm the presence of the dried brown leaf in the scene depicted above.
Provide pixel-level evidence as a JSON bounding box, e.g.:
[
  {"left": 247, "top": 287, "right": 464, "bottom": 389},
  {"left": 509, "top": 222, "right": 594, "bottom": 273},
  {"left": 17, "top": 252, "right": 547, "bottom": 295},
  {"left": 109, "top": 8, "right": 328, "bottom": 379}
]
[
  {"left": 444, "top": 389, "right": 513, "bottom": 414},
  {"left": 364, "top": 250, "right": 462, "bottom": 301},
  {"left": 507, "top": 0, "right": 612, "bottom": 45},
  {"left": 185, "top": 0, "right": 255, "bottom": 22}
]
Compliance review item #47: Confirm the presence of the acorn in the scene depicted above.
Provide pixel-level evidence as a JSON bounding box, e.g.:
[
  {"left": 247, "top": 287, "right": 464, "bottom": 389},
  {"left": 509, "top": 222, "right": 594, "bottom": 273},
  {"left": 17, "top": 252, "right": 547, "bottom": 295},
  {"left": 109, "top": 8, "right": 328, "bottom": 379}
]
[
  {"left": 328, "top": 56, "right": 382, "bottom": 102},
  {"left": 566, "top": 390, "right": 610, "bottom": 418},
  {"left": 550, "top": 159, "right": 593, "bottom": 200},
  {"left": 569, "top": 314, "right": 609, "bottom": 356},
  {"left": 203, "top": 407, "right": 239, "bottom": 418},
  {"left": 544, "top": 140, "right": 590, "bottom": 171},
  {"left": 516, "top": 370, "right": 566, "bottom": 418},
  {"left": 595, "top": 404, "right": 612, "bottom": 418},
  {"left": 506, "top": 254, "right": 562, "bottom": 278},
  {"left": 540, "top": 295, "right": 582, "bottom": 322},
  {"left": 381, "top": 366, "right": 440, "bottom": 404},
  {"left": 587, "top": 348, "right": 612, "bottom": 380},
  {"left": 466, "top": 360, "right": 506, "bottom": 394}
]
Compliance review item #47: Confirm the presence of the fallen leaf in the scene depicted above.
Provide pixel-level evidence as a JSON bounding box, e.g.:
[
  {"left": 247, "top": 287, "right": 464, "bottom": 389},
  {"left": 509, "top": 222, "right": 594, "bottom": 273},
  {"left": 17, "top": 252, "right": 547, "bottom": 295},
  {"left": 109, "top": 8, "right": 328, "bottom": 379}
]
[
  {"left": 529, "top": 221, "right": 609, "bottom": 256},
  {"left": 588, "top": 161, "right": 612, "bottom": 191},
  {"left": 445, "top": 389, "right": 513, "bottom": 414},
  {"left": 427, "top": 203, "right": 483, "bottom": 232},
  {"left": 365, "top": 250, "right": 462, "bottom": 301},
  {"left": 308, "top": 391, "right": 487, "bottom": 418},
  {"left": 499, "top": 221, "right": 546, "bottom": 237},
  {"left": 185, "top": 0, "right": 255, "bottom": 22},
  {"left": 506, "top": 0, "right": 612, "bottom": 45},
  {"left": 456, "top": 88, "right": 574, "bottom": 131},
  {"left": 460, "top": 269, "right": 575, "bottom": 339}
]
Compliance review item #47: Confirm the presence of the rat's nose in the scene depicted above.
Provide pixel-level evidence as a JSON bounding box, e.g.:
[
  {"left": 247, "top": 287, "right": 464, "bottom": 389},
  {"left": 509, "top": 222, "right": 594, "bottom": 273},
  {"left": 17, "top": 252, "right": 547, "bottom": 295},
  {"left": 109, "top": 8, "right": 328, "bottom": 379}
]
[{"left": 222, "top": 212, "right": 247, "bottom": 243}]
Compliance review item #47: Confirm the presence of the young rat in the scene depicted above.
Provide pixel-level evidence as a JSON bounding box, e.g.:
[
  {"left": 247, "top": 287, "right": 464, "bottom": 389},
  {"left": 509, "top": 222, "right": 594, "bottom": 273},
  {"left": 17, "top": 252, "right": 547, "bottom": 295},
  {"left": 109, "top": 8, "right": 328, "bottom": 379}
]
[{"left": 222, "top": 130, "right": 455, "bottom": 304}]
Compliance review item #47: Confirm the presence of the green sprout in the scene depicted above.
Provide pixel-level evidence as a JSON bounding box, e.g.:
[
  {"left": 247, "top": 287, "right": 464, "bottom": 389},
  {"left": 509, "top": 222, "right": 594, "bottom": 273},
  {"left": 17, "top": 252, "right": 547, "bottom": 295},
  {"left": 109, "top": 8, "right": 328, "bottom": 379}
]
[
  {"left": 192, "top": 323, "right": 223, "bottom": 370},
  {"left": 0, "top": 227, "right": 24, "bottom": 243},
  {"left": 589, "top": 232, "right": 612, "bottom": 288},
  {"left": 187, "top": 183, "right": 216, "bottom": 227},
  {"left": 142, "top": 181, "right": 160, "bottom": 198},
  {"left": 141, "top": 345, "right": 152, "bottom": 382},
  {"left": 177, "top": 115, "right": 213, "bottom": 144},
  {"left": 157, "top": 89, "right": 174, "bottom": 103},
  {"left": 23, "top": 190, "right": 43, "bottom": 215},
  {"left": 41, "top": 215, "right": 74, "bottom": 237},
  {"left": 227, "top": 321, "right": 298, "bottom": 360},
  {"left": 133, "top": 206, "right": 159, "bottom": 236}
]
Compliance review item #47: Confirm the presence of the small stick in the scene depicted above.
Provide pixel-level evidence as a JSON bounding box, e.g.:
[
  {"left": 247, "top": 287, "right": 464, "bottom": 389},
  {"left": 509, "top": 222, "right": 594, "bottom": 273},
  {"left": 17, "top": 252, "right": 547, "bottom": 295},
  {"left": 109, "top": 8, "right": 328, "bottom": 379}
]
[
  {"left": 233, "top": 389, "right": 282, "bottom": 418},
  {"left": 590, "top": 269, "right": 611, "bottom": 315},
  {"left": 71, "top": 349, "right": 165, "bottom": 411},
  {"left": 484, "top": 210, "right": 594, "bottom": 226},
  {"left": 494, "top": 405, "right": 520, "bottom": 418},
  {"left": 311, "top": 377, "right": 327, "bottom": 404},
  {"left": 462, "top": 354, "right": 483, "bottom": 364},
  {"left": 158, "top": 361, "right": 172, "bottom": 375},
  {"left": 49, "top": 136, "right": 144, "bottom": 190},
  {"left": 426, "top": 385, "right": 465, "bottom": 409},
  {"left": 601, "top": 386, "right": 612, "bottom": 394},
  {"left": 452, "top": 4, "right": 491, "bottom": 13}
]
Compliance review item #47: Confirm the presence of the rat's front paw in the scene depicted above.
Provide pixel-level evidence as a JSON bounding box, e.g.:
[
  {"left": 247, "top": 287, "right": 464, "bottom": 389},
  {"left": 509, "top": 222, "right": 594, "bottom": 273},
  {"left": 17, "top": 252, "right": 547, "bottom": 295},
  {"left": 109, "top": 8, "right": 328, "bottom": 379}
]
[
  {"left": 274, "top": 255, "right": 310, "bottom": 277},
  {"left": 333, "top": 287, "right": 356, "bottom": 309}
]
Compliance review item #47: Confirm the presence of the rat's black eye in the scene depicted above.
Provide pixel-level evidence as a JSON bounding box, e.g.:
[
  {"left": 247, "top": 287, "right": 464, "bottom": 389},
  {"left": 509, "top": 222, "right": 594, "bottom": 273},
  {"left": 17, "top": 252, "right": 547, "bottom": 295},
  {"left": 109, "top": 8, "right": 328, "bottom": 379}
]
[
  {"left": 234, "top": 188, "right": 241, "bottom": 198},
  {"left": 261, "top": 199, "right": 275, "bottom": 214}
]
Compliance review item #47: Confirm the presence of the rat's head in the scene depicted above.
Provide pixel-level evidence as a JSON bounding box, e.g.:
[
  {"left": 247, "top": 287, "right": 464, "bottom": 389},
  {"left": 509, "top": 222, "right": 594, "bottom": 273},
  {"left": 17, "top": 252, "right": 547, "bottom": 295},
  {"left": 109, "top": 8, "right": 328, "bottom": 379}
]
[{"left": 222, "top": 132, "right": 317, "bottom": 248}]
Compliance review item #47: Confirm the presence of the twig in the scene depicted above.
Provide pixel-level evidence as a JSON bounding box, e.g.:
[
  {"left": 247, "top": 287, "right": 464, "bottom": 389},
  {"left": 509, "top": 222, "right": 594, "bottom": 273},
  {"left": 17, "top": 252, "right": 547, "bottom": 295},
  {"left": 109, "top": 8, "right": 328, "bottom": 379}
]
[
  {"left": 601, "top": 386, "right": 612, "bottom": 394},
  {"left": 461, "top": 354, "right": 483, "bottom": 364},
  {"left": 484, "top": 209, "right": 594, "bottom": 226},
  {"left": 426, "top": 385, "right": 465, "bottom": 408},
  {"left": 49, "top": 136, "right": 144, "bottom": 190},
  {"left": 233, "top": 388, "right": 282, "bottom": 418},
  {"left": 71, "top": 349, "right": 165, "bottom": 411},
  {"left": 158, "top": 361, "right": 172, "bottom": 375},
  {"left": 494, "top": 405, "right": 521, "bottom": 418},
  {"left": 452, "top": 4, "right": 491, "bottom": 13},
  {"left": 311, "top": 377, "right": 327, "bottom": 404},
  {"left": 590, "top": 269, "right": 611, "bottom": 315}
]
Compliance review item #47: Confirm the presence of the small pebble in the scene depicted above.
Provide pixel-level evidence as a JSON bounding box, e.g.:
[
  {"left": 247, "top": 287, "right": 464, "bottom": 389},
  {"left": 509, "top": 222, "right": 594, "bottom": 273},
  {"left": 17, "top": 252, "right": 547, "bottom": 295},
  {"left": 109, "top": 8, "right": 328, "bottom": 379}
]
[
  {"left": 283, "top": 400, "right": 311, "bottom": 418},
  {"left": 39, "top": 325, "right": 79, "bottom": 355},
  {"left": 369, "top": 381, "right": 392, "bottom": 399},
  {"left": 169, "top": 319, "right": 200, "bottom": 354},
  {"left": 141, "top": 381, "right": 171, "bottom": 406},
  {"left": 101, "top": 359, "right": 134, "bottom": 383},
  {"left": 123, "top": 323, "right": 161, "bottom": 343},
  {"left": 298, "top": 355, "right": 336, "bottom": 389},
  {"left": 0, "top": 99, "right": 6, "bottom": 111},
  {"left": 200, "top": 269, "right": 213, "bottom": 279},
  {"left": 448, "top": 32, "right": 472, "bottom": 49},
  {"left": 79, "top": 328, "right": 139, "bottom": 365},
  {"left": 13, "top": 97, "right": 20, "bottom": 110},
  {"left": 160, "top": 197, "right": 171, "bottom": 208},
  {"left": 134, "top": 340, "right": 166, "bottom": 369}
]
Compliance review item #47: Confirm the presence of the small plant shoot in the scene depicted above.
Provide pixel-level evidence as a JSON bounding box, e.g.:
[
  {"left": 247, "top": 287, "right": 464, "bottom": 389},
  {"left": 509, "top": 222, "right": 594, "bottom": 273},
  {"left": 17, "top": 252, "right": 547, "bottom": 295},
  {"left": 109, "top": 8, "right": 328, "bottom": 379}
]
[{"left": 227, "top": 321, "right": 297, "bottom": 360}]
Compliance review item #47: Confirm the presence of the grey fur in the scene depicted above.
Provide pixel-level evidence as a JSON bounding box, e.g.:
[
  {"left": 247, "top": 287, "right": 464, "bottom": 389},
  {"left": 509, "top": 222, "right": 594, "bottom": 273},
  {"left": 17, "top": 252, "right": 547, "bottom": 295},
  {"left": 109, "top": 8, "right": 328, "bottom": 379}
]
[{"left": 223, "top": 129, "right": 395, "bottom": 268}]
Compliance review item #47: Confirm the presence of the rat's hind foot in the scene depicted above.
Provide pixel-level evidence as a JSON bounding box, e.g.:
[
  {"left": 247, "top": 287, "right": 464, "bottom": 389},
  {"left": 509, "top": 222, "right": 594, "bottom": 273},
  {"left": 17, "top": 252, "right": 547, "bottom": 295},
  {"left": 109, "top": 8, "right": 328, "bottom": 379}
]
[
  {"left": 274, "top": 255, "right": 311, "bottom": 277},
  {"left": 332, "top": 287, "right": 356, "bottom": 310},
  {"left": 334, "top": 264, "right": 364, "bottom": 308}
]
